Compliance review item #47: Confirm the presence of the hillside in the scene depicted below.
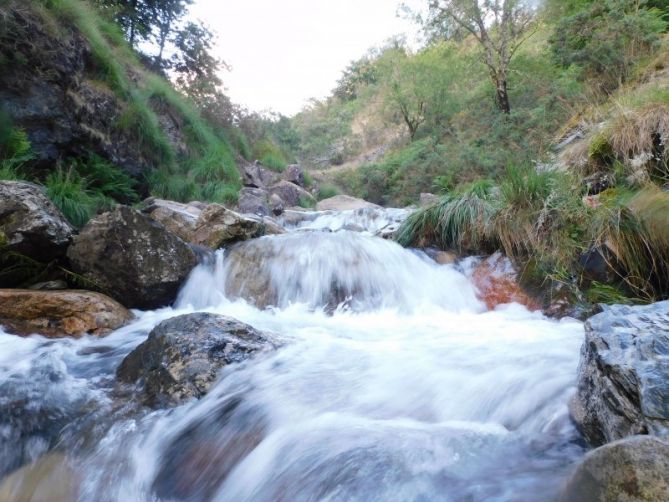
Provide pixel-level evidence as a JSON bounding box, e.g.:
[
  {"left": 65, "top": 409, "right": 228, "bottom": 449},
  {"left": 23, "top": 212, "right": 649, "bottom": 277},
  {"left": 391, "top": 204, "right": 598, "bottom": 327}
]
[{"left": 0, "top": 0, "right": 241, "bottom": 225}]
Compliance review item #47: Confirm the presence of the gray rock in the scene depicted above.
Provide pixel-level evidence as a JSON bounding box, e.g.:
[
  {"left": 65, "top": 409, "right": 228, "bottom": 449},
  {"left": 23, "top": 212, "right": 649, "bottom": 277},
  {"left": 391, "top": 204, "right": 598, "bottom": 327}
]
[
  {"left": 419, "top": 193, "right": 440, "bottom": 207},
  {"left": 67, "top": 206, "right": 197, "bottom": 310},
  {"left": 240, "top": 161, "right": 279, "bottom": 189},
  {"left": 283, "top": 164, "right": 305, "bottom": 187},
  {"left": 0, "top": 181, "right": 74, "bottom": 262},
  {"left": 237, "top": 187, "right": 270, "bottom": 216},
  {"left": 561, "top": 436, "right": 669, "bottom": 502},
  {"left": 142, "top": 198, "right": 202, "bottom": 242},
  {"left": 116, "top": 313, "right": 279, "bottom": 407},
  {"left": 269, "top": 193, "right": 284, "bottom": 216},
  {"left": 269, "top": 180, "right": 315, "bottom": 208},
  {"left": 571, "top": 301, "right": 669, "bottom": 446}
]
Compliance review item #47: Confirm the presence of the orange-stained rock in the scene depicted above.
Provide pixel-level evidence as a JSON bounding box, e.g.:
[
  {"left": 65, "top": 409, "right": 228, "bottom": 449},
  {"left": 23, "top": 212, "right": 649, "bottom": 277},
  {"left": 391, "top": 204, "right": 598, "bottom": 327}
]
[
  {"left": 471, "top": 253, "right": 540, "bottom": 311},
  {"left": 0, "top": 289, "right": 133, "bottom": 338}
]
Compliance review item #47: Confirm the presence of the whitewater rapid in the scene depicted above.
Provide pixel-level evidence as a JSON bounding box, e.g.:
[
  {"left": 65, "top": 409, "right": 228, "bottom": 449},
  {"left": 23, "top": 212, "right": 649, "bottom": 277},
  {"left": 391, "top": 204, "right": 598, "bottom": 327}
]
[{"left": 0, "top": 208, "right": 586, "bottom": 501}]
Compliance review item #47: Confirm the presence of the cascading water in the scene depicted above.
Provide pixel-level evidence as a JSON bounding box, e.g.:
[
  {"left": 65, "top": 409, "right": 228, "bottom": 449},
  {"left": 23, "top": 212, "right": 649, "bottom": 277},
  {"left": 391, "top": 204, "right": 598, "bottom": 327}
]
[{"left": 0, "top": 208, "right": 586, "bottom": 501}]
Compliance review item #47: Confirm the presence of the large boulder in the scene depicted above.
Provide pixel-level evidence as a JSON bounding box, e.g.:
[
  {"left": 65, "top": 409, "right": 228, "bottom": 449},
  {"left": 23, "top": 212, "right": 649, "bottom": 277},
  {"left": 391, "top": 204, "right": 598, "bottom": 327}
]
[
  {"left": 316, "top": 195, "right": 379, "bottom": 212},
  {"left": 116, "top": 313, "right": 279, "bottom": 407},
  {"left": 0, "top": 181, "right": 74, "bottom": 262},
  {"left": 0, "top": 289, "right": 132, "bottom": 338},
  {"left": 141, "top": 198, "right": 202, "bottom": 242},
  {"left": 237, "top": 187, "right": 270, "bottom": 216},
  {"left": 240, "top": 161, "right": 279, "bottom": 189},
  {"left": 561, "top": 436, "right": 669, "bottom": 501},
  {"left": 570, "top": 301, "right": 669, "bottom": 446},
  {"left": 0, "top": 453, "right": 79, "bottom": 502},
  {"left": 270, "top": 180, "right": 315, "bottom": 208},
  {"left": 192, "top": 204, "right": 266, "bottom": 249},
  {"left": 283, "top": 164, "right": 305, "bottom": 187},
  {"left": 67, "top": 206, "right": 198, "bottom": 310}
]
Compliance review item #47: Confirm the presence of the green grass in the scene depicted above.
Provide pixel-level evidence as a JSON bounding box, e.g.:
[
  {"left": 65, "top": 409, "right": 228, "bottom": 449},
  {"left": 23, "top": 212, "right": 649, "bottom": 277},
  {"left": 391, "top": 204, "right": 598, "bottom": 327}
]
[
  {"left": 317, "top": 183, "right": 341, "bottom": 200},
  {"left": 44, "top": 166, "right": 98, "bottom": 227}
]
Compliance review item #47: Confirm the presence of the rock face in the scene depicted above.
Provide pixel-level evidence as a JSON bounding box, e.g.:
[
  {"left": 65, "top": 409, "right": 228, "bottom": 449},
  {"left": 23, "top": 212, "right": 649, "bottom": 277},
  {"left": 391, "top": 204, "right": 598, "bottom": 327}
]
[
  {"left": 0, "top": 289, "right": 132, "bottom": 338},
  {"left": 270, "top": 180, "right": 315, "bottom": 208},
  {"left": 117, "top": 313, "right": 279, "bottom": 407},
  {"left": 0, "top": 453, "right": 79, "bottom": 502},
  {"left": 0, "top": 181, "right": 74, "bottom": 262},
  {"left": 561, "top": 436, "right": 669, "bottom": 502},
  {"left": 316, "top": 195, "right": 380, "bottom": 212},
  {"left": 192, "top": 204, "right": 266, "bottom": 249},
  {"left": 142, "top": 198, "right": 202, "bottom": 242},
  {"left": 67, "top": 206, "right": 198, "bottom": 310},
  {"left": 570, "top": 301, "right": 669, "bottom": 445},
  {"left": 0, "top": 5, "right": 190, "bottom": 187}
]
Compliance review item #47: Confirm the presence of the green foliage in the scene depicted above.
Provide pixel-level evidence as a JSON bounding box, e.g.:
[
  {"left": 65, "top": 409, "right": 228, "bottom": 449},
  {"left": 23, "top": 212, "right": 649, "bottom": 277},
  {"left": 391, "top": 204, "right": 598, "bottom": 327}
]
[
  {"left": 298, "top": 195, "right": 316, "bottom": 209},
  {"left": 44, "top": 167, "right": 99, "bottom": 227},
  {"left": 317, "top": 183, "right": 341, "bottom": 200},
  {"left": 0, "top": 110, "right": 33, "bottom": 179},
  {"left": 550, "top": 0, "right": 666, "bottom": 91},
  {"left": 73, "top": 154, "right": 138, "bottom": 204}
]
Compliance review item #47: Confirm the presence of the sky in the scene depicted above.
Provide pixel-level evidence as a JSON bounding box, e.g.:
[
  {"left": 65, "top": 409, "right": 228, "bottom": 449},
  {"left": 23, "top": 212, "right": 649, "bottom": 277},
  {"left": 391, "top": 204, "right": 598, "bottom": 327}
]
[{"left": 188, "top": 0, "right": 422, "bottom": 116}]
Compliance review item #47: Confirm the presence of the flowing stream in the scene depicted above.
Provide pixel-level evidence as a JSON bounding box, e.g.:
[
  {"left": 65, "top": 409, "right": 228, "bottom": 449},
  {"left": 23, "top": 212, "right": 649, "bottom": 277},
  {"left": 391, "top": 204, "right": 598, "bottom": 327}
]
[{"left": 0, "top": 208, "right": 586, "bottom": 501}]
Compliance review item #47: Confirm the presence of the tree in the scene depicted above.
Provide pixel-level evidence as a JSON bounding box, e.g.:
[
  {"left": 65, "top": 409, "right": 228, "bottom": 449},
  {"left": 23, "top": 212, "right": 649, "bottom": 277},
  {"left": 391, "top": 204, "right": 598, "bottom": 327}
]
[
  {"left": 171, "top": 21, "right": 227, "bottom": 106},
  {"left": 549, "top": 0, "right": 666, "bottom": 91},
  {"left": 153, "top": 0, "right": 193, "bottom": 69},
  {"left": 424, "top": 0, "right": 537, "bottom": 114}
]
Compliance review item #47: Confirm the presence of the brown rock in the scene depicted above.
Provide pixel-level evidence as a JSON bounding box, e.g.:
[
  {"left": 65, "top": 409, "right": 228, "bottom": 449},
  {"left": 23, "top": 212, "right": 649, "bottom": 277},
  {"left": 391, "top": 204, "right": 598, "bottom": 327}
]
[
  {"left": 192, "top": 204, "right": 266, "bottom": 249},
  {"left": 561, "top": 436, "right": 669, "bottom": 502},
  {"left": 0, "top": 453, "right": 79, "bottom": 502},
  {"left": 283, "top": 164, "right": 305, "bottom": 187},
  {"left": 0, "top": 289, "right": 133, "bottom": 338},
  {"left": 471, "top": 253, "right": 539, "bottom": 311}
]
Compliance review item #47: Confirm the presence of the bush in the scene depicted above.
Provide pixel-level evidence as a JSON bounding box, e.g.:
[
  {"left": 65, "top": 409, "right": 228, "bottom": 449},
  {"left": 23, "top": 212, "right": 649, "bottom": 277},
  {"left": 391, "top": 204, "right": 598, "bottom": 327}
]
[{"left": 317, "top": 183, "right": 341, "bottom": 200}]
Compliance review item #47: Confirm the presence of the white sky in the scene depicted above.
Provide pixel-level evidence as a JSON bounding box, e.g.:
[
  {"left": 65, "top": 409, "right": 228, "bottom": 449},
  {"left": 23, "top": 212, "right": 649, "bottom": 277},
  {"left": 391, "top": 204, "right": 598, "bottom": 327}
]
[{"left": 188, "top": 0, "right": 422, "bottom": 116}]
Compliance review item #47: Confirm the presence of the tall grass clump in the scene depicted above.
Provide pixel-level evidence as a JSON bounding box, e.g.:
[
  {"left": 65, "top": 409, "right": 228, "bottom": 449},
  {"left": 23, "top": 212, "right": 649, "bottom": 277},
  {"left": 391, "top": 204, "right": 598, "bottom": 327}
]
[
  {"left": 45, "top": 167, "right": 98, "bottom": 227},
  {"left": 396, "top": 182, "right": 499, "bottom": 253}
]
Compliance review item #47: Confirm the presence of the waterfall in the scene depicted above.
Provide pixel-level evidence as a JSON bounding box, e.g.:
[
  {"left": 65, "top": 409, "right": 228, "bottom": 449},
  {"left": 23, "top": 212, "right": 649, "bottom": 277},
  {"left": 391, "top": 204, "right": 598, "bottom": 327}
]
[{"left": 0, "top": 207, "right": 586, "bottom": 501}]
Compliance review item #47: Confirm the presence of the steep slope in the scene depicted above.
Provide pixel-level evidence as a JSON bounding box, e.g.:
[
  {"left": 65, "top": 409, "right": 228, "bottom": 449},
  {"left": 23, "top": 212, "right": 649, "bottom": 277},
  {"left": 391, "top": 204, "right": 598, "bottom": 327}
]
[{"left": 0, "top": 0, "right": 240, "bottom": 204}]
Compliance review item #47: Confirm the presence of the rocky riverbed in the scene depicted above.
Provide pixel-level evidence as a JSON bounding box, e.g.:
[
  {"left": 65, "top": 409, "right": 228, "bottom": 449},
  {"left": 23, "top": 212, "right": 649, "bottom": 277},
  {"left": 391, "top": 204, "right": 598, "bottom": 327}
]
[{"left": 1, "top": 179, "right": 668, "bottom": 501}]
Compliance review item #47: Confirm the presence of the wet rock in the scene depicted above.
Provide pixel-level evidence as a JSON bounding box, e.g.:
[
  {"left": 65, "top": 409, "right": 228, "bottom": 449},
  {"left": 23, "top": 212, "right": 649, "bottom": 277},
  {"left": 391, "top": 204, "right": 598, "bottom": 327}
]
[
  {"left": 192, "top": 204, "right": 266, "bottom": 249},
  {"left": 142, "top": 198, "right": 202, "bottom": 242},
  {"left": 237, "top": 187, "right": 270, "bottom": 216},
  {"left": 67, "top": 206, "right": 197, "bottom": 310},
  {"left": 424, "top": 248, "right": 458, "bottom": 265},
  {"left": 117, "top": 313, "right": 279, "bottom": 407},
  {"left": 471, "top": 253, "right": 539, "bottom": 311},
  {"left": 316, "top": 195, "right": 380, "bottom": 211},
  {"left": 570, "top": 300, "right": 669, "bottom": 446},
  {"left": 152, "top": 396, "right": 267, "bottom": 501},
  {"left": 283, "top": 164, "right": 305, "bottom": 187},
  {"left": 0, "top": 289, "right": 132, "bottom": 338},
  {"left": 561, "top": 436, "right": 669, "bottom": 502},
  {"left": 269, "top": 193, "right": 285, "bottom": 215},
  {"left": 0, "top": 453, "right": 79, "bottom": 502},
  {"left": 270, "top": 180, "right": 315, "bottom": 208},
  {"left": 240, "top": 161, "right": 279, "bottom": 189},
  {"left": 0, "top": 181, "right": 74, "bottom": 262}
]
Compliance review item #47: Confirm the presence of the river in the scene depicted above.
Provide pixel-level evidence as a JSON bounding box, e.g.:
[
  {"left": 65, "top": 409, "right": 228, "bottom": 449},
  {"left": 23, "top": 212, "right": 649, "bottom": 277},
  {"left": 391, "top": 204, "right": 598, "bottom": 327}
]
[{"left": 0, "top": 208, "right": 586, "bottom": 501}]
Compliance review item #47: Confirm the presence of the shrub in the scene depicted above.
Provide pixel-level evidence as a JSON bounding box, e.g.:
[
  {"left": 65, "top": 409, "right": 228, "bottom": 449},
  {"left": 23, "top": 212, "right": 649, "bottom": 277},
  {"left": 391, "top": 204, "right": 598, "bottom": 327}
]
[{"left": 317, "top": 183, "right": 341, "bottom": 200}]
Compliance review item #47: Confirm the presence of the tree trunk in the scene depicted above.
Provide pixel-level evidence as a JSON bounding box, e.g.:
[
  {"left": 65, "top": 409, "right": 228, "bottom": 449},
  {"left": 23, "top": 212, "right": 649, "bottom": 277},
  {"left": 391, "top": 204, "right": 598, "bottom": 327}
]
[{"left": 493, "top": 76, "right": 511, "bottom": 114}]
